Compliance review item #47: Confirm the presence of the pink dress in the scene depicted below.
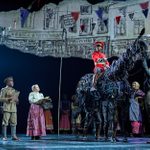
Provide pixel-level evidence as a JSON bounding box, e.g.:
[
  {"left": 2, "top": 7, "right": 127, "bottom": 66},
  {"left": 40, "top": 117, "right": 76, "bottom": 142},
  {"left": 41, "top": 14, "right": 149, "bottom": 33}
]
[
  {"left": 59, "top": 99, "right": 71, "bottom": 131},
  {"left": 26, "top": 92, "right": 46, "bottom": 136},
  {"left": 59, "top": 110, "right": 70, "bottom": 131}
]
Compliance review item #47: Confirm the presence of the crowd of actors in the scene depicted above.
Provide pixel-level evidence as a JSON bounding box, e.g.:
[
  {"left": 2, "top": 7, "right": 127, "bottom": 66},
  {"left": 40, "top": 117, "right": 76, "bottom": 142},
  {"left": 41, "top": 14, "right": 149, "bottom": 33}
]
[
  {"left": 72, "top": 41, "right": 148, "bottom": 142},
  {"left": 0, "top": 73, "right": 148, "bottom": 142},
  {"left": 0, "top": 77, "right": 72, "bottom": 141},
  {"left": 0, "top": 40, "right": 149, "bottom": 143}
]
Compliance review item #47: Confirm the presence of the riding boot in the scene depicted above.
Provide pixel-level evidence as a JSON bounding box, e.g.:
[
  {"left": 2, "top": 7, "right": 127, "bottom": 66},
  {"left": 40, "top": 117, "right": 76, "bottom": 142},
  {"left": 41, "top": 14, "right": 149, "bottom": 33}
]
[
  {"left": 82, "top": 127, "right": 88, "bottom": 139},
  {"left": 11, "top": 126, "right": 20, "bottom": 141},
  {"left": 108, "top": 121, "right": 115, "bottom": 142},
  {"left": 2, "top": 126, "right": 7, "bottom": 141},
  {"left": 96, "top": 125, "right": 101, "bottom": 140},
  {"left": 103, "top": 125, "right": 108, "bottom": 141},
  {"left": 72, "top": 123, "right": 76, "bottom": 134},
  {"left": 111, "top": 122, "right": 119, "bottom": 142},
  {"left": 110, "top": 130, "right": 119, "bottom": 142}
]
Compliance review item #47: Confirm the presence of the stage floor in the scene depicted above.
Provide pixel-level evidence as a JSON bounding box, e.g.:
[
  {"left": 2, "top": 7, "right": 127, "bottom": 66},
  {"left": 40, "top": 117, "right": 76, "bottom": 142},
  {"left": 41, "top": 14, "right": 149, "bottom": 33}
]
[{"left": 0, "top": 134, "right": 150, "bottom": 150}]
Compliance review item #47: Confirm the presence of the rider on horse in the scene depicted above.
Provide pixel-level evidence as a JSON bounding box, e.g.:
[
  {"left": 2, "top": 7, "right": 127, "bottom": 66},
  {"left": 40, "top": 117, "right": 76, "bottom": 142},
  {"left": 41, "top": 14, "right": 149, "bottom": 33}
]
[{"left": 92, "top": 41, "right": 110, "bottom": 87}]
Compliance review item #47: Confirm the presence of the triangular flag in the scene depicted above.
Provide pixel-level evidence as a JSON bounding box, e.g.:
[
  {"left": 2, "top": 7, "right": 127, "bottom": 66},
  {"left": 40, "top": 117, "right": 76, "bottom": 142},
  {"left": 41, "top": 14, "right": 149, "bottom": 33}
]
[
  {"left": 140, "top": 1, "right": 149, "bottom": 10},
  {"left": 71, "top": 12, "right": 80, "bottom": 22},
  {"left": 142, "top": 9, "right": 149, "bottom": 18},
  {"left": 80, "top": 24, "right": 85, "bottom": 32},
  {"left": 95, "top": 7, "right": 103, "bottom": 19},
  {"left": 70, "top": 27, "right": 74, "bottom": 32},
  {"left": 115, "top": 16, "right": 121, "bottom": 24},
  {"left": 92, "top": 22, "right": 96, "bottom": 30},
  {"left": 20, "top": 8, "right": 30, "bottom": 28},
  {"left": 128, "top": 13, "right": 134, "bottom": 20},
  {"left": 103, "top": 19, "right": 108, "bottom": 27}
]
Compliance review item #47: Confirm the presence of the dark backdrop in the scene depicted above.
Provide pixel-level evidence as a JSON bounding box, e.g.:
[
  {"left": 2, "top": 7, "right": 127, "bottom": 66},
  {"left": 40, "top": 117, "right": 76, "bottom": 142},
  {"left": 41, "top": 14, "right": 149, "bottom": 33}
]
[{"left": 0, "top": 45, "right": 94, "bottom": 133}]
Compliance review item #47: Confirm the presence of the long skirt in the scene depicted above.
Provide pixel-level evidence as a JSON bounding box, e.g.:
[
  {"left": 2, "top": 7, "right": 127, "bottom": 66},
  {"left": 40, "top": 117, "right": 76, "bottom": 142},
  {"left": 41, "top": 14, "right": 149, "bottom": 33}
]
[
  {"left": 26, "top": 104, "right": 46, "bottom": 136},
  {"left": 44, "top": 110, "right": 54, "bottom": 130},
  {"left": 131, "top": 121, "right": 142, "bottom": 134},
  {"left": 59, "top": 111, "right": 70, "bottom": 131}
]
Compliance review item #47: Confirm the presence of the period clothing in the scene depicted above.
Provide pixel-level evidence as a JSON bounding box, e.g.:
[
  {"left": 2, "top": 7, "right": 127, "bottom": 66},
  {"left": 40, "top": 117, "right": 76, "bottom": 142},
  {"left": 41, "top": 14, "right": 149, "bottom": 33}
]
[
  {"left": 59, "top": 98, "right": 71, "bottom": 131},
  {"left": 43, "top": 101, "right": 54, "bottom": 131},
  {"left": 0, "top": 77, "right": 20, "bottom": 141},
  {"left": 129, "top": 89, "right": 145, "bottom": 134},
  {"left": 44, "top": 110, "right": 54, "bottom": 131},
  {"left": 91, "top": 41, "right": 109, "bottom": 87},
  {"left": 1, "top": 87, "right": 18, "bottom": 125},
  {"left": 92, "top": 41, "right": 109, "bottom": 73},
  {"left": 26, "top": 92, "right": 46, "bottom": 137},
  {"left": 42, "top": 98, "right": 54, "bottom": 131},
  {"left": 92, "top": 51, "right": 109, "bottom": 73}
]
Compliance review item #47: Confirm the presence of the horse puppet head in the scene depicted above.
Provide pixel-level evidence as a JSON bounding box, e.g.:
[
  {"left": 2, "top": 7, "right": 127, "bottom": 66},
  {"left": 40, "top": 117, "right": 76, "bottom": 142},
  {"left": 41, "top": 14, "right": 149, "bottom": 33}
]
[{"left": 133, "top": 28, "right": 148, "bottom": 58}]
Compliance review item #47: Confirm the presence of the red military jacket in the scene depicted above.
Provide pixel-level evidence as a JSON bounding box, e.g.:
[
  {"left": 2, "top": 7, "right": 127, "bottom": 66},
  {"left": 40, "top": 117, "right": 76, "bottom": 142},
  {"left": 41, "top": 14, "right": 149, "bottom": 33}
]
[{"left": 92, "top": 51, "right": 109, "bottom": 72}]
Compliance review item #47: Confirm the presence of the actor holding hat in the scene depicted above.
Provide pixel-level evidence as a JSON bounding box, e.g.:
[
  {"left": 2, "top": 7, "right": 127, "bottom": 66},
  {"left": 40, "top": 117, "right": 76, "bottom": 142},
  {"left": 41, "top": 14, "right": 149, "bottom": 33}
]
[{"left": 0, "top": 76, "right": 20, "bottom": 141}]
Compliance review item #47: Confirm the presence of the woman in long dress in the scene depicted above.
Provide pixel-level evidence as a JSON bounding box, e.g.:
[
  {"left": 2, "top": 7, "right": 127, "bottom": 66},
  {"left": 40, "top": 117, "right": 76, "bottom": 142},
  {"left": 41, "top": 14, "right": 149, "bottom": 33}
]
[
  {"left": 129, "top": 81, "right": 145, "bottom": 136},
  {"left": 43, "top": 100, "right": 54, "bottom": 132},
  {"left": 26, "top": 84, "right": 46, "bottom": 140}
]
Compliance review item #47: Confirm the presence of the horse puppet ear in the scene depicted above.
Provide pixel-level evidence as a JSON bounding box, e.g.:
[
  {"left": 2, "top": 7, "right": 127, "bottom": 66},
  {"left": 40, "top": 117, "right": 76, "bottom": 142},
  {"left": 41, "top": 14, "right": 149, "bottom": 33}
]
[
  {"left": 138, "top": 28, "right": 147, "bottom": 52},
  {"left": 133, "top": 28, "right": 148, "bottom": 57},
  {"left": 134, "top": 28, "right": 145, "bottom": 45},
  {"left": 139, "top": 28, "right": 145, "bottom": 39}
]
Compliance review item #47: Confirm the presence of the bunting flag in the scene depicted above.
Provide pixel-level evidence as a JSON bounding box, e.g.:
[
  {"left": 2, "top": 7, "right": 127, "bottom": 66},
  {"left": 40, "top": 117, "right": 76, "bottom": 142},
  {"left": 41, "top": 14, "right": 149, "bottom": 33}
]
[
  {"left": 115, "top": 16, "right": 121, "bottom": 25},
  {"left": 70, "top": 27, "right": 74, "bottom": 32},
  {"left": 142, "top": 8, "right": 149, "bottom": 18},
  {"left": 95, "top": 7, "right": 103, "bottom": 19},
  {"left": 92, "top": 22, "right": 96, "bottom": 30},
  {"left": 140, "top": 1, "right": 149, "bottom": 18},
  {"left": 80, "top": 24, "right": 85, "bottom": 32},
  {"left": 103, "top": 19, "right": 108, "bottom": 27},
  {"left": 20, "top": 8, "right": 30, "bottom": 28},
  {"left": 128, "top": 13, "right": 134, "bottom": 20},
  {"left": 71, "top": 12, "right": 80, "bottom": 22},
  {"left": 140, "top": 1, "right": 149, "bottom": 10}
]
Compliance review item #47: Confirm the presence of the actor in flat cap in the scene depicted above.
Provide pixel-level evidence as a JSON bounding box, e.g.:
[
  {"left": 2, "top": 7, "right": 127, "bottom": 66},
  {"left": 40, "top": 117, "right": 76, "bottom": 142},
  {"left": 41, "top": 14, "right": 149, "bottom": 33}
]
[{"left": 0, "top": 77, "right": 20, "bottom": 141}]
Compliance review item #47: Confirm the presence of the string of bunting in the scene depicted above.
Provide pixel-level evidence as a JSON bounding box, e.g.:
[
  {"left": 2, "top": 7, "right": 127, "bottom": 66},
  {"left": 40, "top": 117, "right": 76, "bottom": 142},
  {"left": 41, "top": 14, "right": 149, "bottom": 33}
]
[
  {"left": 95, "top": 7, "right": 108, "bottom": 28},
  {"left": 115, "top": 1, "right": 149, "bottom": 25}
]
